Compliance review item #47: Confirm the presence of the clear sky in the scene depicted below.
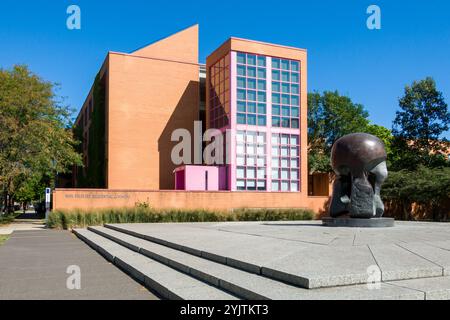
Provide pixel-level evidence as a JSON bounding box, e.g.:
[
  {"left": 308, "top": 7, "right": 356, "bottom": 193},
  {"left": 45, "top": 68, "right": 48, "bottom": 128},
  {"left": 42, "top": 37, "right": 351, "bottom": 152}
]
[{"left": 0, "top": 0, "right": 449, "bottom": 137}]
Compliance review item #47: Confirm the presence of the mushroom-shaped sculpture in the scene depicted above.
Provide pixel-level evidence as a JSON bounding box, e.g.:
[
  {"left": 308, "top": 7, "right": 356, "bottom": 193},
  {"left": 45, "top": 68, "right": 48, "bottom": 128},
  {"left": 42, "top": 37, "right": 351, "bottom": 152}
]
[{"left": 330, "top": 133, "right": 388, "bottom": 219}]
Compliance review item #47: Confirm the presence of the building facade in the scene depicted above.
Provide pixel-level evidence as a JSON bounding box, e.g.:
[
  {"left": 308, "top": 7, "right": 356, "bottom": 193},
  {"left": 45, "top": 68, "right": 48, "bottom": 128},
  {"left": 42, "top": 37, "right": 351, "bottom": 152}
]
[
  {"left": 205, "top": 38, "right": 308, "bottom": 193},
  {"left": 57, "top": 25, "right": 331, "bottom": 213}
]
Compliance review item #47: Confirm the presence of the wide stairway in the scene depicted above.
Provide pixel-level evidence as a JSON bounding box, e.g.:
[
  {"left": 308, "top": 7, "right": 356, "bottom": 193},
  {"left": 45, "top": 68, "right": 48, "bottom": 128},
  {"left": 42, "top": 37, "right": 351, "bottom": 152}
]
[{"left": 73, "top": 223, "right": 445, "bottom": 300}]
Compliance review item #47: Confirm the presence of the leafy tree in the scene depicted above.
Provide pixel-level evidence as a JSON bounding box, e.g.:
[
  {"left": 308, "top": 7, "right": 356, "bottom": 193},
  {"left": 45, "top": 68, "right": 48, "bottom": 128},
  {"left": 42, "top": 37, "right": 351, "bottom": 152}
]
[
  {"left": 391, "top": 77, "right": 450, "bottom": 170},
  {"left": 0, "top": 65, "right": 82, "bottom": 213},
  {"left": 382, "top": 166, "right": 450, "bottom": 221},
  {"left": 308, "top": 91, "right": 391, "bottom": 173}
]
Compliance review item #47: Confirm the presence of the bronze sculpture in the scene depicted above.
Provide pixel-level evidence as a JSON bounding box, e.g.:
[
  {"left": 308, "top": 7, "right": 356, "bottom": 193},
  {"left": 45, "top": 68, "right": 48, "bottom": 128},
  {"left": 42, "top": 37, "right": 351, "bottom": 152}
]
[{"left": 329, "top": 133, "right": 388, "bottom": 219}]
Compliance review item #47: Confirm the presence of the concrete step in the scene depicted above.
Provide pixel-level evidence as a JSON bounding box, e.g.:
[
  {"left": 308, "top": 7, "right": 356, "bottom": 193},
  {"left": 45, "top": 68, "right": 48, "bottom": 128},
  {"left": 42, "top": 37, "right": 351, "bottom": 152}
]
[
  {"left": 73, "top": 229, "right": 238, "bottom": 300},
  {"left": 89, "top": 226, "right": 426, "bottom": 300},
  {"left": 104, "top": 223, "right": 447, "bottom": 289}
]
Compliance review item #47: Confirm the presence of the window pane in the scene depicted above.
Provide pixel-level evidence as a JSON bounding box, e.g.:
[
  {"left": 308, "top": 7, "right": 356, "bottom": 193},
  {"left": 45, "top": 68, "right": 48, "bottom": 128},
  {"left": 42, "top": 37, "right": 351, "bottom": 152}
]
[
  {"left": 291, "top": 170, "right": 298, "bottom": 180},
  {"left": 258, "top": 80, "right": 266, "bottom": 91},
  {"left": 272, "top": 82, "right": 280, "bottom": 92},
  {"left": 237, "top": 89, "right": 246, "bottom": 100},
  {"left": 247, "top": 55, "right": 256, "bottom": 65},
  {"left": 290, "top": 135, "right": 299, "bottom": 145},
  {"left": 272, "top": 146, "right": 279, "bottom": 156},
  {"left": 282, "top": 106, "right": 290, "bottom": 116},
  {"left": 247, "top": 114, "right": 256, "bottom": 125},
  {"left": 272, "top": 58, "right": 280, "bottom": 69},
  {"left": 248, "top": 90, "right": 256, "bottom": 101},
  {"left": 281, "top": 169, "right": 289, "bottom": 180},
  {"left": 257, "top": 103, "right": 266, "bottom": 114},
  {"left": 281, "top": 146, "right": 289, "bottom": 156},
  {"left": 291, "top": 72, "right": 299, "bottom": 83},
  {"left": 271, "top": 134, "right": 279, "bottom": 145},
  {"left": 257, "top": 133, "right": 266, "bottom": 143},
  {"left": 291, "top": 84, "right": 299, "bottom": 94},
  {"left": 281, "top": 181, "right": 289, "bottom": 191},
  {"left": 291, "top": 61, "right": 299, "bottom": 71},
  {"left": 237, "top": 53, "right": 246, "bottom": 64},
  {"left": 272, "top": 169, "right": 279, "bottom": 179},
  {"left": 282, "top": 94, "right": 290, "bottom": 105},
  {"left": 247, "top": 102, "right": 256, "bottom": 113},
  {"left": 281, "top": 71, "right": 290, "bottom": 82},
  {"left": 247, "top": 67, "right": 256, "bottom": 78},
  {"left": 272, "top": 181, "right": 280, "bottom": 191},
  {"left": 281, "top": 60, "right": 289, "bottom": 70},
  {"left": 291, "top": 119, "right": 299, "bottom": 129},
  {"left": 257, "top": 116, "right": 266, "bottom": 126},
  {"left": 237, "top": 65, "right": 246, "bottom": 76},
  {"left": 257, "top": 168, "right": 265, "bottom": 179},
  {"left": 237, "top": 167, "right": 245, "bottom": 178},
  {"left": 247, "top": 157, "right": 255, "bottom": 166},
  {"left": 247, "top": 167, "right": 256, "bottom": 179},
  {"left": 237, "top": 101, "right": 246, "bottom": 112},
  {"left": 281, "top": 158, "right": 289, "bottom": 168},
  {"left": 237, "top": 156, "right": 245, "bottom": 166},
  {"left": 247, "top": 180, "right": 256, "bottom": 189},
  {"left": 247, "top": 132, "right": 256, "bottom": 143},
  {"left": 291, "top": 147, "right": 298, "bottom": 157},
  {"left": 257, "top": 68, "right": 266, "bottom": 79},
  {"left": 282, "top": 83, "right": 290, "bottom": 93},
  {"left": 291, "top": 182, "right": 299, "bottom": 192},
  {"left": 257, "top": 92, "right": 266, "bottom": 102},
  {"left": 272, "top": 105, "right": 280, "bottom": 115},
  {"left": 272, "top": 157, "right": 279, "bottom": 167},
  {"left": 237, "top": 113, "right": 246, "bottom": 124},
  {"left": 237, "top": 77, "right": 246, "bottom": 88},
  {"left": 257, "top": 181, "right": 266, "bottom": 190},
  {"left": 237, "top": 143, "right": 245, "bottom": 154},
  {"left": 257, "top": 56, "right": 266, "bottom": 67},
  {"left": 272, "top": 116, "right": 280, "bottom": 127},
  {"left": 291, "top": 158, "right": 299, "bottom": 168},
  {"left": 247, "top": 78, "right": 256, "bottom": 89},
  {"left": 281, "top": 134, "right": 289, "bottom": 144},
  {"left": 257, "top": 157, "right": 265, "bottom": 166},
  {"left": 291, "top": 95, "right": 299, "bottom": 106},
  {"left": 247, "top": 145, "right": 255, "bottom": 155},
  {"left": 282, "top": 118, "right": 290, "bottom": 128},
  {"left": 291, "top": 107, "right": 299, "bottom": 117},
  {"left": 237, "top": 179, "right": 245, "bottom": 189},
  {"left": 272, "top": 94, "right": 280, "bottom": 104},
  {"left": 272, "top": 70, "right": 280, "bottom": 80}
]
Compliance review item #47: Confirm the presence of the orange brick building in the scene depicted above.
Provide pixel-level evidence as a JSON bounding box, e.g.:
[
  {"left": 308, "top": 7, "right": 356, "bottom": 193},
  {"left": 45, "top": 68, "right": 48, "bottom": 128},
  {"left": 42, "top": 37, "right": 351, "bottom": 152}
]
[{"left": 56, "top": 25, "right": 331, "bottom": 213}]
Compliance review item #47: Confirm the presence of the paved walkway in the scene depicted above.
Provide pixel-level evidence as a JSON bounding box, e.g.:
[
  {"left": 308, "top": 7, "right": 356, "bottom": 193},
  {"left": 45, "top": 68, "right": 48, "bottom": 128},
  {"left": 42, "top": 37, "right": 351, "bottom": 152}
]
[{"left": 0, "top": 230, "right": 158, "bottom": 300}]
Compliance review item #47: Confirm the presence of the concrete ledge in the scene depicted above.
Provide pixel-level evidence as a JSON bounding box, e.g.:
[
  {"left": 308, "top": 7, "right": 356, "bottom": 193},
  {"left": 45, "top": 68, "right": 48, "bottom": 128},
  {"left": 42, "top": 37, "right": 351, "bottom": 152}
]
[{"left": 322, "top": 217, "right": 395, "bottom": 228}]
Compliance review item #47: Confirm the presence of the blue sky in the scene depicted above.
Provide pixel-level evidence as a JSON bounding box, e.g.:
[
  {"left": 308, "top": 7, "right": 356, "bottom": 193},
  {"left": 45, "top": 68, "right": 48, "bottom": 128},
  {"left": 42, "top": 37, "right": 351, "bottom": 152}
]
[{"left": 0, "top": 0, "right": 449, "bottom": 137}]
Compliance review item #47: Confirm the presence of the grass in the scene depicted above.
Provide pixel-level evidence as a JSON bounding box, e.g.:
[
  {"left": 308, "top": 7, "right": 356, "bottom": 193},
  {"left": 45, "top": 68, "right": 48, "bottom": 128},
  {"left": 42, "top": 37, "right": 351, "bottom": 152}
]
[
  {"left": 0, "top": 215, "right": 15, "bottom": 225},
  {"left": 0, "top": 235, "right": 9, "bottom": 246},
  {"left": 47, "top": 207, "right": 315, "bottom": 230}
]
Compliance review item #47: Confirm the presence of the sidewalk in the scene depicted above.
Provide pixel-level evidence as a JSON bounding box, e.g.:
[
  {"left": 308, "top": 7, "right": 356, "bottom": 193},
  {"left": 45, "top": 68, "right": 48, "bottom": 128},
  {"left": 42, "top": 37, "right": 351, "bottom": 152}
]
[{"left": 0, "top": 230, "right": 158, "bottom": 300}]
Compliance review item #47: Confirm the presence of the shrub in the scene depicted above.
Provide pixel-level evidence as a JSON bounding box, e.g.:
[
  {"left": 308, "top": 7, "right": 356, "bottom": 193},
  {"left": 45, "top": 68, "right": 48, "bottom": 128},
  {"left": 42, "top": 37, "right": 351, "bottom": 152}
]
[{"left": 47, "top": 207, "right": 315, "bottom": 230}]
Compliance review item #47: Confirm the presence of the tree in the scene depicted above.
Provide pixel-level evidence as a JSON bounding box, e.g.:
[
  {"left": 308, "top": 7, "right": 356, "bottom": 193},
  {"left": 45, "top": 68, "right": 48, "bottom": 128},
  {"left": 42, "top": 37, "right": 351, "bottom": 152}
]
[
  {"left": 0, "top": 65, "right": 82, "bottom": 213},
  {"left": 308, "top": 91, "right": 389, "bottom": 173},
  {"left": 382, "top": 166, "right": 450, "bottom": 221},
  {"left": 391, "top": 77, "right": 450, "bottom": 170}
]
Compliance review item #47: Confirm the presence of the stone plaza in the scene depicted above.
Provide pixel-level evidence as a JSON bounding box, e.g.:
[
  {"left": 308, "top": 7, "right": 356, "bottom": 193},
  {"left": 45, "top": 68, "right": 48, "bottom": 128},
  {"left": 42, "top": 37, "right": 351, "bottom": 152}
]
[{"left": 74, "top": 220, "right": 450, "bottom": 300}]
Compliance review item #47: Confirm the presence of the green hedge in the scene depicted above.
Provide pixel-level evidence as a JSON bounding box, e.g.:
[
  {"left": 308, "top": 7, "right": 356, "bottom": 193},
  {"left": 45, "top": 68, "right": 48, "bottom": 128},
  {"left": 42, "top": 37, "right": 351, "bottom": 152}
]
[{"left": 47, "top": 208, "right": 315, "bottom": 230}]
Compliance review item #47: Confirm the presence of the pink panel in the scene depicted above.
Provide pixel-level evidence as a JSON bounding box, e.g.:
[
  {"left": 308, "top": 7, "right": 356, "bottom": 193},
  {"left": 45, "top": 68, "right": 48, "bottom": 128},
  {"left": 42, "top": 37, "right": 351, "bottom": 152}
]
[{"left": 184, "top": 166, "right": 219, "bottom": 191}]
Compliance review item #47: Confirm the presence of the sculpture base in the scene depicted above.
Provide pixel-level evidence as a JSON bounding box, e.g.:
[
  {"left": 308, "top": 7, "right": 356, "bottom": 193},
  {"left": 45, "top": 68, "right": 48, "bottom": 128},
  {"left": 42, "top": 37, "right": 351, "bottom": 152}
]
[{"left": 322, "top": 217, "right": 395, "bottom": 228}]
